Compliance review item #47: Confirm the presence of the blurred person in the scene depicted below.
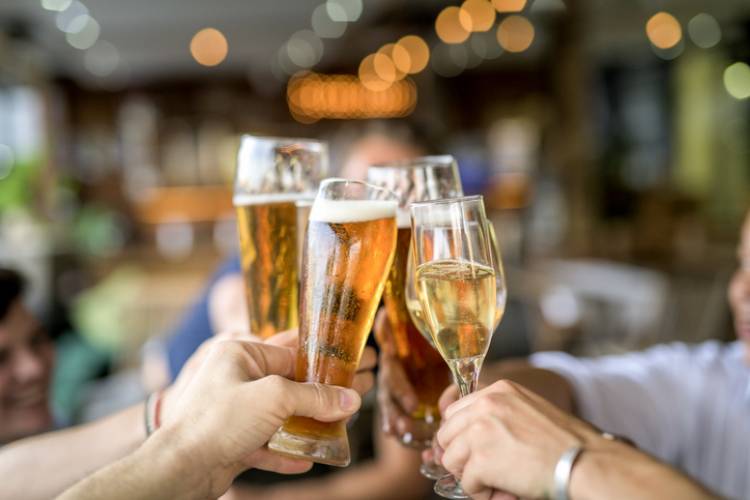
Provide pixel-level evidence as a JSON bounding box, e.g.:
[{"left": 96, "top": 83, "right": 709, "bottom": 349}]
[
  {"left": 435, "top": 379, "right": 717, "bottom": 500},
  {"left": 0, "top": 268, "right": 55, "bottom": 444},
  {"left": 383, "top": 210, "right": 750, "bottom": 499},
  {"left": 164, "top": 121, "right": 438, "bottom": 500},
  {"left": 0, "top": 326, "right": 375, "bottom": 499},
  {"left": 58, "top": 338, "right": 364, "bottom": 500}
]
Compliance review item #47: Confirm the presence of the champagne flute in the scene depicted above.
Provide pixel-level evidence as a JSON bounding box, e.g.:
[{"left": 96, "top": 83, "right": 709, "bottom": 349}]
[
  {"left": 404, "top": 218, "right": 507, "bottom": 480},
  {"left": 410, "top": 195, "right": 503, "bottom": 499}
]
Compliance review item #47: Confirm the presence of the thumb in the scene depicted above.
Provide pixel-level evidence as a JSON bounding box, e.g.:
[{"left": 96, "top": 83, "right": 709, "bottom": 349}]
[{"left": 276, "top": 378, "right": 361, "bottom": 422}]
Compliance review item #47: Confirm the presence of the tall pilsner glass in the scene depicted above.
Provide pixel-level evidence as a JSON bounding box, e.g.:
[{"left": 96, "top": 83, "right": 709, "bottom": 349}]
[
  {"left": 233, "top": 135, "right": 327, "bottom": 339},
  {"left": 268, "top": 178, "right": 398, "bottom": 466},
  {"left": 411, "top": 195, "right": 506, "bottom": 499},
  {"left": 366, "top": 156, "right": 461, "bottom": 450}
]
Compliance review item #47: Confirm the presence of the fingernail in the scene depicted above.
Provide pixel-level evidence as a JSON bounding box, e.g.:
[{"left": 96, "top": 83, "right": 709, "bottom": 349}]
[{"left": 339, "top": 388, "right": 358, "bottom": 411}]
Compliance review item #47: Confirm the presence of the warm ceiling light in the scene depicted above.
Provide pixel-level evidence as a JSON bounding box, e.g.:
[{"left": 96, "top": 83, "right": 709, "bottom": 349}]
[
  {"left": 492, "top": 0, "right": 526, "bottom": 13},
  {"left": 359, "top": 54, "right": 391, "bottom": 91},
  {"left": 460, "top": 0, "right": 496, "bottom": 32},
  {"left": 377, "top": 44, "right": 407, "bottom": 81},
  {"left": 646, "top": 12, "right": 682, "bottom": 50},
  {"left": 373, "top": 52, "right": 397, "bottom": 82},
  {"left": 190, "top": 28, "right": 228, "bottom": 67},
  {"left": 497, "top": 15, "right": 534, "bottom": 53},
  {"left": 396, "top": 35, "right": 430, "bottom": 74},
  {"left": 436, "top": 6, "right": 471, "bottom": 44}
]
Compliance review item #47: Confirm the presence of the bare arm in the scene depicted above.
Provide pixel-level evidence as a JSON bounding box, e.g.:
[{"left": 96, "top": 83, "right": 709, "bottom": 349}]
[
  {"left": 0, "top": 402, "right": 145, "bottom": 500},
  {"left": 571, "top": 438, "right": 718, "bottom": 500},
  {"left": 56, "top": 422, "right": 207, "bottom": 500}
]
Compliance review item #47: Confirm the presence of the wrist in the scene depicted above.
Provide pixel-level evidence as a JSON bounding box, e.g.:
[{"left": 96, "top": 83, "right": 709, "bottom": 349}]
[
  {"left": 567, "top": 435, "right": 630, "bottom": 500},
  {"left": 143, "top": 425, "right": 215, "bottom": 500}
]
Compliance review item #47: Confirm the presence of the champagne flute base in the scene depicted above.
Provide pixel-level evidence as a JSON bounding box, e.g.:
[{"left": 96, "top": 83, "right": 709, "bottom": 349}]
[
  {"left": 434, "top": 474, "right": 469, "bottom": 499},
  {"left": 420, "top": 460, "right": 447, "bottom": 480}
]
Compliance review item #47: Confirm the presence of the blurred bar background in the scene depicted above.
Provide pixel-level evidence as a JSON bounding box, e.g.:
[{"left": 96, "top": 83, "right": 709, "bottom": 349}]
[{"left": 0, "top": 0, "right": 748, "bottom": 432}]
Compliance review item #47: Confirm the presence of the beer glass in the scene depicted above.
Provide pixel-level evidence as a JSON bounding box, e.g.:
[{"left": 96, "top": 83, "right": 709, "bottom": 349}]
[
  {"left": 404, "top": 218, "right": 507, "bottom": 479},
  {"left": 366, "top": 156, "right": 462, "bottom": 449},
  {"left": 233, "top": 135, "right": 327, "bottom": 339},
  {"left": 268, "top": 178, "right": 398, "bottom": 466},
  {"left": 410, "top": 195, "right": 506, "bottom": 499}
]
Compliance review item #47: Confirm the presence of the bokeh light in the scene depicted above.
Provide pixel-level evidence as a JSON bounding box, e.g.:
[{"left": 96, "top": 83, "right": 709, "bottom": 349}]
[
  {"left": 646, "top": 12, "right": 682, "bottom": 50},
  {"left": 471, "top": 30, "right": 503, "bottom": 60},
  {"left": 460, "top": 0, "right": 496, "bottom": 32},
  {"left": 286, "top": 30, "right": 323, "bottom": 68},
  {"left": 431, "top": 43, "right": 464, "bottom": 78},
  {"left": 373, "top": 52, "right": 397, "bottom": 82},
  {"left": 396, "top": 35, "right": 430, "bottom": 74},
  {"left": 377, "top": 44, "right": 407, "bottom": 81},
  {"left": 359, "top": 54, "right": 392, "bottom": 91},
  {"left": 85, "top": 41, "right": 120, "bottom": 77},
  {"left": 492, "top": 0, "right": 526, "bottom": 13},
  {"left": 41, "top": 0, "right": 72, "bottom": 12},
  {"left": 55, "top": 1, "right": 88, "bottom": 33},
  {"left": 723, "top": 62, "right": 750, "bottom": 100},
  {"left": 66, "top": 16, "right": 100, "bottom": 50},
  {"left": 312, "top": 4, "right": 347, "bottom": 39},
  {"left": 436, "top": 6, "right": 471, "bottom": 44},
  {"left": 190, "top": 28, "right": 228, "bottom": 67},
  {"left": 687, "top": 13, "right": 721, "bottom": 49},
  {"left": 287, "top": 72, "right": 417, "bottom": 121},
  {"left": 326, "top": 0, "right": 362, "bottom": 22},
  {"left": 497, "top": 15, "right": 534, "bottom": 53}
]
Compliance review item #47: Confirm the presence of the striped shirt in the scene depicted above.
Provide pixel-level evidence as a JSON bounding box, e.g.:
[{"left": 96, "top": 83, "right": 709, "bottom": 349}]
[{"left": 531, "top": 341, "right": 750, "bottom": 500}]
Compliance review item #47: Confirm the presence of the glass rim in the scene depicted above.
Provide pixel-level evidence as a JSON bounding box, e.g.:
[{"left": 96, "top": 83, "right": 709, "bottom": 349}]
[
  {"left": 239, "top": 133, "right": 328, "bottom": 148},
  {"left": 319, "top": 177, "right": 399, "bottom": 200},
  {"left": 410, "top": 194, "right": 483, "bottom": 208},
  {"left": 368, "top": 154, "right": 456, "bottom": 170}
]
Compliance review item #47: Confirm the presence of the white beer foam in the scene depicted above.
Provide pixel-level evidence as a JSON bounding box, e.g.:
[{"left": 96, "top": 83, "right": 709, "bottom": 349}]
[
  {"left": 309, "top": 199, "right": 397, "bottom": 223},
  {"left": 233, "top": 192, "right": 315, "bottom": 206}
]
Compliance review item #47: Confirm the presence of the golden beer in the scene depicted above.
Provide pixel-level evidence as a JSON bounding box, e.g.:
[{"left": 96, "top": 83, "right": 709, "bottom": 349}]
[
  {"left": 416, "top": 259, "right": 496, "bottom": 363},
  {"left": 235, "top": 199, "right": 300, "bottom": 339},
  {"left": 269, "top": 188, "right": 398, "bottom": 467},
  {"left": 383, "top": 227, "right": 450, "bottom": 447},
  {"left": 233, "top": 135, "right": 327, "bottom": 338}
]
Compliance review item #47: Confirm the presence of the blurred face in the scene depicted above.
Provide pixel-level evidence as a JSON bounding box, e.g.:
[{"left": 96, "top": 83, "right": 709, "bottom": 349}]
[
  {"left": 339, "top": 134, "right": 424, "bottom": 181},
  {"left": 728, "top": 213, "right": 750, "bottom": 363},
  {"left": 0, "top": 300, "right": 54, "bottom": 443}
]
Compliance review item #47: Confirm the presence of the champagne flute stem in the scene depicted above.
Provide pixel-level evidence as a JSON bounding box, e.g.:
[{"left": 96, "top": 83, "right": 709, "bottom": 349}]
[{"left": 448, "top": 356, "right": 483, "bottom": 397}]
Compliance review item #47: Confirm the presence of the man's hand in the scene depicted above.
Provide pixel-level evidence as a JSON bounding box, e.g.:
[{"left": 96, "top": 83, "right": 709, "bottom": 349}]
[
  {"left": 373, "top": 310, "right": 419, "bottom": 437},
  {"left": 159, "top": 339, "right": 363, "bottom": 498},
  {"left": 161, "top": 329, "right": 376, "bottom": 427},
  {"left": 436, "top": 380, "right": 598, "bottom": 500}
]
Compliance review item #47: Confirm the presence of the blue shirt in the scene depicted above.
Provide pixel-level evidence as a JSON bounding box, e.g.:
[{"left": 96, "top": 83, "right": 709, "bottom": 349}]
[{"left": 166, "top": 257, "right": 241, "bottom": 380}]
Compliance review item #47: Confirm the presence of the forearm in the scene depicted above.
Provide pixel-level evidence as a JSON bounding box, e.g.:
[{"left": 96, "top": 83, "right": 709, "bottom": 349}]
[
  {"left": 57, "top": 426, "right": 210, "bottom": 500},
  {"left": 481, "top": 359, "right": 576, "bottom": 413},
  {"left": 570, "top": 439, "right": 718, "bottom": 500},
  {"left": 0, "top": 402, "right": 146, "bottom": 500}
]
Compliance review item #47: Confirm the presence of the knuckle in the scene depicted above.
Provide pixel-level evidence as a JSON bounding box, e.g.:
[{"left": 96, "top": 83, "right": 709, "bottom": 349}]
[{"left": 491, "top": 379, "right": 517, "bottom": 394}]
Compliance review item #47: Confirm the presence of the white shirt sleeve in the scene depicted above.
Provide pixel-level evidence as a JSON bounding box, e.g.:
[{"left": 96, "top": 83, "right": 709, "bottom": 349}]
[{"left": 530, "top": 343, "right": 698, "bottom": 461}]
